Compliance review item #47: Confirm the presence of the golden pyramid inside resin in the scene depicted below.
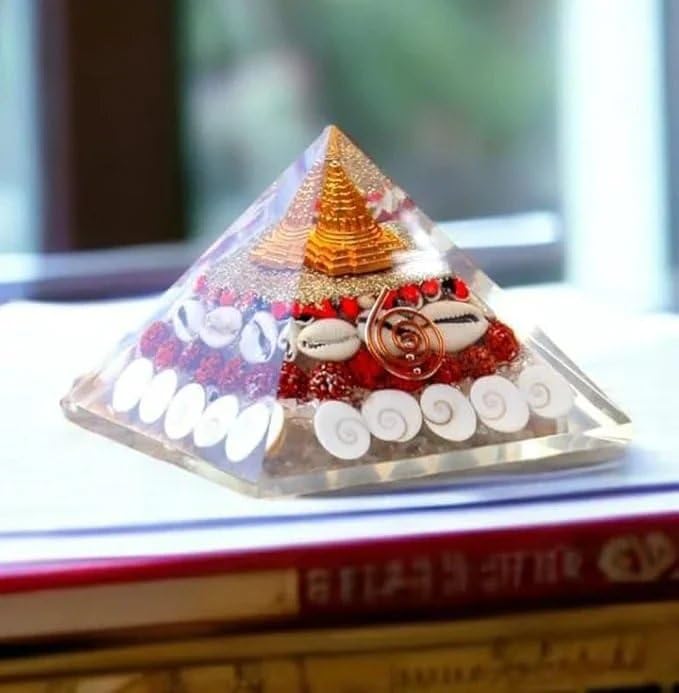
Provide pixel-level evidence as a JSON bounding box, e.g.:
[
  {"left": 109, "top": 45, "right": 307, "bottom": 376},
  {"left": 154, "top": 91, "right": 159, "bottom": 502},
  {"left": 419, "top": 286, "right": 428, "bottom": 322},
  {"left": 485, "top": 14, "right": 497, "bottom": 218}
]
[
  {"left": 304, "top": 159, "right": 406, "bottom": 276},
  {"left": 249, "top": 163, "right": 322, "bottom": 270},
  {"left": 250, "top": 126, "right": 406, "bottom": 276}
]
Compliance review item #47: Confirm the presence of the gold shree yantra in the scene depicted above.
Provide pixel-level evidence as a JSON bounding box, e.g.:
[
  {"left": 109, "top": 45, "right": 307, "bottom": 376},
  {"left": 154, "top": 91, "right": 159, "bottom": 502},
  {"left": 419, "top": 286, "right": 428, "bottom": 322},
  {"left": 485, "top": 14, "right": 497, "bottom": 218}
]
[
  {"left": 250, "top": 143, "right": 406, "bottom": 276},
  {"left": 303, "top": 158, "right": 405, "bottom": 276}
]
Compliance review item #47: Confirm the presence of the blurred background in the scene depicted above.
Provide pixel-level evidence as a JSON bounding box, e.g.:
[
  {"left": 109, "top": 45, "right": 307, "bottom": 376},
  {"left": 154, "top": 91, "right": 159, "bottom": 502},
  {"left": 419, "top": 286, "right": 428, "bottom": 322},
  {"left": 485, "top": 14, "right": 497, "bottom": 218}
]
[{"left": 0, "top": 0, "right": 676, "bottom": 310}]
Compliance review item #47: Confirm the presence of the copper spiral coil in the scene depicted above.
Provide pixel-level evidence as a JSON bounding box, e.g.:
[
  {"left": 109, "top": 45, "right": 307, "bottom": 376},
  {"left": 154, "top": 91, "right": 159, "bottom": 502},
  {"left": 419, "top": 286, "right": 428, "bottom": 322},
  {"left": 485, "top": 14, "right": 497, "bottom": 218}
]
[{"left": 365, "top": 288, "right": 445, "bottom": 381}]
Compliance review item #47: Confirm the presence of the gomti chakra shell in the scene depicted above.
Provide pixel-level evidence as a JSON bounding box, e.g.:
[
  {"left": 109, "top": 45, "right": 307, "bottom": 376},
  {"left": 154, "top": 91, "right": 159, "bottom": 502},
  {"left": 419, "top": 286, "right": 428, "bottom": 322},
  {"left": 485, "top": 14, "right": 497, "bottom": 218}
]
[
  {"left": 420, "top": 384, "right": 477, "bottom": 442},
  {"left": 361, "top": 389, "right": 422, "bottom": 442},
  {"left": 469, "top": 375, "right": 529, "bottom": 433},
  {"left": 518, "top": 364, "right": 574, "bottom": 419},
  {"left": 314, "top": 400, "right": 371, "bottom": 460}
]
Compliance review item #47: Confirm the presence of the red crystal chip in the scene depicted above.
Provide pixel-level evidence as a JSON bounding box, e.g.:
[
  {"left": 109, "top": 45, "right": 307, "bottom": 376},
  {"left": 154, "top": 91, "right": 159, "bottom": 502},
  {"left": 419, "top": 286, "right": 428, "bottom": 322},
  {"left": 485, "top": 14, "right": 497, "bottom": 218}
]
[
  {"left": 433, "top": 354, "right": 464, "bottom": 385},
  {"left": 347, "top": 347, "right": 387, "bottom": 390},
  {"left": 458, "top": 345, "right": 496, "bottom": 378},
  {"left": 339, "top": 296, "right": 360, "bottom": 322},
  {"left": 485, "top": 320, "right": 520, "bottom": 363}
]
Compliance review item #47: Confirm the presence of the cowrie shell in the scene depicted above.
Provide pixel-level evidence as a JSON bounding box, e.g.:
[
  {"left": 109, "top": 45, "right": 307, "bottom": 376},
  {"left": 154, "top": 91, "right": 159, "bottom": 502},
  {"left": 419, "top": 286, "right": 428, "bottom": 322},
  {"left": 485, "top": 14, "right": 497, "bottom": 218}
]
[
  {"left": 420, "top": 300, "right": 488, "bottom": 352},
  {"left": 420, "top": 384, "right": 476, "bottom": 442},
  {"left": 469, "top": 375, "right": 529, "bottom": 433},
  {"left": 193, "top": 395, "right": 239, "bottom": 448},
  {"left": 518, "top": 365, "right": 574, "bottom": 419},
  {"left": 164, "top": 383, "right": 206, "bottom": 440},
  {"left": 112, "top": 358, "right": 154, "bottom": 413},
  {"left": 277, "top": 319, "right": 301, "bottom": 361},
  {"left": 314, "top": 400, "right": 371, "bottom": 460},
  {"left": 239, "top": 311, "right": 278, "bottom": 364},
  {"left": 298, "top": 318, "right": 360, "bottom": 361},
  {"left": 361, "top": 389, "right": 422, "bottom": 442},
  {"left": 139, "top": 369, "right": 178, "bottom": 424},
  {"left": 173, "top": 300, "right": 206, "bottom": 342},
  {"left": 199, "top": 307, "right": 242, "bottom": 349}
]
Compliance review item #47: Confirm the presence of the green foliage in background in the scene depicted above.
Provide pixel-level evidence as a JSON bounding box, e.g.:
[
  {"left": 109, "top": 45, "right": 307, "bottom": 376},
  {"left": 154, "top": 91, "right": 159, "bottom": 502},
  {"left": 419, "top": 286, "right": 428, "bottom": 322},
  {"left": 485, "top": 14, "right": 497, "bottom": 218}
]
[{"left": 182, "top": 0, "right": 557, "bottom": 231}]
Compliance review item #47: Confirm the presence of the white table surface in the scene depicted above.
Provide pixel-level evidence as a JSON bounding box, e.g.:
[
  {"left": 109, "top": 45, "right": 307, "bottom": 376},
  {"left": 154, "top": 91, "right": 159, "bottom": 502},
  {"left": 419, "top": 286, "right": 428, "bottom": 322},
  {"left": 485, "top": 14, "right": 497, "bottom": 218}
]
[{"left": 0, "top": 285, "right": 677, "bottom": 563}]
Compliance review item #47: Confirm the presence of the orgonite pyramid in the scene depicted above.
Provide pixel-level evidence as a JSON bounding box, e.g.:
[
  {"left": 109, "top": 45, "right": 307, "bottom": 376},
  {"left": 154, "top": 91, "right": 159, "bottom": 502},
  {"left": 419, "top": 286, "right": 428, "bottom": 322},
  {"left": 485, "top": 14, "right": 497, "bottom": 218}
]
[{"left": 62, "top": 125, "right": 631, "bottom": 496}]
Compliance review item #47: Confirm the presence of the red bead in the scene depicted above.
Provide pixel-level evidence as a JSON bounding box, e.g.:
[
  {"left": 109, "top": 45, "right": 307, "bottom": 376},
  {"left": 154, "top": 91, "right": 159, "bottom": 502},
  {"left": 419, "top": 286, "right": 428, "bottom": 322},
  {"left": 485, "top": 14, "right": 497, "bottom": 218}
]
[
  {"left": 315, "top": 298, "right": 337, "bottom": 319},
  {"left": 458, "top": 345, "right": 496, "bottom": 378},
  {"left": 270, "top": 301, "right": 292, "bottom": 320},
  {"left": 308, "top": 362, "right": 355, "bottom": 401},
  {"left": 277, "top": 362, "right": 309, "bottom": 400},
  {"left": 454, "top": 278, "right": 470, "bottom": 301},
  {"left": 219, "top": 289, "right": 237, "bottom": 306},
  {"left": 485, "top": 320, "right": 520, "bottom": 363},
  {"left": 420, "top": 278, "right": 440, "bottom": 299},
  {"left": 383, "top": 289, "right": 398, "bottom": 309},
  {"left": 433, "top": 354, "right": 464, "bottom": 385},
  {"left": 194, "top": 274, "right": 208, "bottom": 294},
  {"left": 339, "top": 296, "right": 360, "bottom": 322},
  {"left": 399, "top": 283, "right": 421, "bottom": 305},
  {"left": 346, "top": 347, "right": 387, "bottom": 390},
  {"left": 139, "top": 321, "right": 169, "bottom": 357},
  {"left": 291, "top": 301, "right": 304, "bottom": 319}
]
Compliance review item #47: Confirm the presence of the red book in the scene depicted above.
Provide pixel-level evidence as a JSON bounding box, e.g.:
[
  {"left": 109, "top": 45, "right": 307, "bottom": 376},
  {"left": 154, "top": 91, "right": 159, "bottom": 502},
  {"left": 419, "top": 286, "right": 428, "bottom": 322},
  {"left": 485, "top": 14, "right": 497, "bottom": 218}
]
[{"left": 2, "top": 492, "right": 678, "bottom": 642}]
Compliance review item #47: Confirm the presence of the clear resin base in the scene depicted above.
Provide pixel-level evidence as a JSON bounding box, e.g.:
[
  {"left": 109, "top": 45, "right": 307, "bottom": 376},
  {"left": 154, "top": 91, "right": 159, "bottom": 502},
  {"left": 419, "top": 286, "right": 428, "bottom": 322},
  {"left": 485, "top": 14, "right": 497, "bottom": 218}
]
[{"left": 62, "top": 126, "right": 631, "bottom": 497}]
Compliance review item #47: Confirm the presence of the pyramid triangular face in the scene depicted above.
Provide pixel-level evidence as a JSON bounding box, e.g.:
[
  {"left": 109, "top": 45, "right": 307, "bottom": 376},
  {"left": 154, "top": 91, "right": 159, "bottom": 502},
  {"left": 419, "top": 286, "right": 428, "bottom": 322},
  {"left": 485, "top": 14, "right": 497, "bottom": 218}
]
[{"left": 62, "top": 125, "right": 631, "bottom": 496}]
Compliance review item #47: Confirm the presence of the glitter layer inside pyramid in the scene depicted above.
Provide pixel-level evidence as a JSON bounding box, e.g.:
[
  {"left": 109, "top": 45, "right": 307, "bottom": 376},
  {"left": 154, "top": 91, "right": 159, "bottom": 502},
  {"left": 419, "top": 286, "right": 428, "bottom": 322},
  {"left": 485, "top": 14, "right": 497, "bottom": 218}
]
[{"left": 61, "top": 125, "right": 631, "bottom": 497}]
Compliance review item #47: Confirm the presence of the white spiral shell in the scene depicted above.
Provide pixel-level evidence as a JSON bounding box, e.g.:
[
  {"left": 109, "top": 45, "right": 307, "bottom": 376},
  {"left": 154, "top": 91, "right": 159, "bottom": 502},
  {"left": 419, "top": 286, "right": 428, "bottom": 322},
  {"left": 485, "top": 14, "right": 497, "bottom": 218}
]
[
  {"left": 193, "top": 394, "right": 239, "bottom": 448},
  {"left": 314, "top": 400, "right": 371, "bottom": 460},
  {"left": 518, "top": 364, "right": 574, "bottom": 419},
  {"left": 360, "top": 390, "right": 422, "bottom": 442},
  {"left": 112, "top": 357, "right": 154, "bottom": 413},
  {"left": 163, "top": 383, "right": 206, "bottom": 440},
  {"left": 138, "top": 368, "right": 178, "bottom": 424},
  {"left": 469, "top": 375, "right": 529, "bottom": 433},
  {"left": 420, "top": 384, "right": 477, "bottom": 441},
  {"left": 225, "top": 401, "right": 271, "bottom": 463}
]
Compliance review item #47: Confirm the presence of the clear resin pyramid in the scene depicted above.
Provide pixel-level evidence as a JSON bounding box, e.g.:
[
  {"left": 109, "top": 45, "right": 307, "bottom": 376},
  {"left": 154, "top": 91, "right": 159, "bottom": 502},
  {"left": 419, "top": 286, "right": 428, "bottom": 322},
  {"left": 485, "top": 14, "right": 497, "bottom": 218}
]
[{"left": 62, "top": 125, "right": 631, "bottom": 497}]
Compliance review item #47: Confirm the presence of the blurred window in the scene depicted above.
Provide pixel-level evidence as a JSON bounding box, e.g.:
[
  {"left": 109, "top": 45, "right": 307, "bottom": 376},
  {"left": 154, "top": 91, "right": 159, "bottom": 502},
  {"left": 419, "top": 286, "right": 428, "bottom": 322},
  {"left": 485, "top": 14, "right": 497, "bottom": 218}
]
[
  {"left": 0, "top": 0, "right": 39, "bottom": 252},
  {"left": 180, "top": 0, "right": 559, "bottom": 243}
]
